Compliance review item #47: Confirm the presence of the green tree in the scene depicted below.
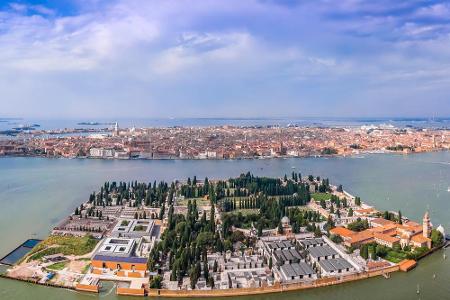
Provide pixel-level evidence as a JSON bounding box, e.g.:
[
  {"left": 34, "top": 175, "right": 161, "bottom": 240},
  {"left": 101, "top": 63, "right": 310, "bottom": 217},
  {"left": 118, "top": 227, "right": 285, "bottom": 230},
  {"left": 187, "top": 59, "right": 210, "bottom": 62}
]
[
  {"left": 203, "top": 261, "right": 209, "bottom": 281},
  {"left": 277, "top": 222, "right": 283, "bottom": 234},
  {"left": 150, "top": 275, "right": 163, "bottom": 289},
  {"left": 370, "top": 246, "right": 377, "bottom": 260},
  {"left": 314, "top": 225, "right": 322, "bottom": 237},
  {"left": 431, "top": 229, "right": 444, "bottom": 247},
  {"left": 208, "top": 276, "right": 215, "bottom": 288},
  {"left": 320, "top": 199, "right": 326, "bottom": 209},
  {"left": 330, "top": 234, "right": 343, "bottom": 244},
  {"left": 257, "top": 222, "right": 263, "bottom": 237},
  {"left": 375, "top": 244, "right": 388, "bottom": 258},
  {"left": 360, "top": 244, "right": 369, "bottom": 260}
]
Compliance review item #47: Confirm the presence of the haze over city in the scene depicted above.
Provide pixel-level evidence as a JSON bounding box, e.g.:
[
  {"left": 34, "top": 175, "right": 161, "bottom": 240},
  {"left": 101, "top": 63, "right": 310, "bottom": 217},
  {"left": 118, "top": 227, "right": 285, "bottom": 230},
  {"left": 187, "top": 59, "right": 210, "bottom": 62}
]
[{"left": 1, "top": 0, "right": 450, "bottom": 119}]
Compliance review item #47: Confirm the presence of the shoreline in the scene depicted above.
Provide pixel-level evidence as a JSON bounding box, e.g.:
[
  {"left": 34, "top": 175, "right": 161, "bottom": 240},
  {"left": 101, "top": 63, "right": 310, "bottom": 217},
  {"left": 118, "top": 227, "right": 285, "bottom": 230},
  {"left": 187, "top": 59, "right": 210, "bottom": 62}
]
[
  {"left": 0, "top": 172, "right": 445, "bottom": 297},
  {"left": 0, "top": 263, "right": 401, "bottom": 297},
  {"left": 0, "top": 149, "right": 447, "bottom": 162}
]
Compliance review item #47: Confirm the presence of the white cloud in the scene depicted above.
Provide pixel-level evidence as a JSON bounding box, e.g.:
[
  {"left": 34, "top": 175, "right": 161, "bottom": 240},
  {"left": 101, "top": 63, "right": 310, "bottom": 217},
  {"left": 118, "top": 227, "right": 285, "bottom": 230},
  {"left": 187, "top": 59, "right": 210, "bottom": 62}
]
[
  {"left": 0, "top": 0, "right": 450, "bottom": 118},
  {"left": 9, "top": 3, "right": 27, "bottom": 13},
  {"left": 415, "top": 3, "right": 450, "bottom": 19}
]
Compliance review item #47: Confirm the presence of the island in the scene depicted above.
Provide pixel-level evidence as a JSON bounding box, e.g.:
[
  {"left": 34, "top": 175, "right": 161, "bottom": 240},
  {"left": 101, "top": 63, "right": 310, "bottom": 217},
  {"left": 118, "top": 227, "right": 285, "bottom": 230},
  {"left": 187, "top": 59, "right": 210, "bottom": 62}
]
[{"left": 0, "top": 172, "right": 446, "bottom": 297}]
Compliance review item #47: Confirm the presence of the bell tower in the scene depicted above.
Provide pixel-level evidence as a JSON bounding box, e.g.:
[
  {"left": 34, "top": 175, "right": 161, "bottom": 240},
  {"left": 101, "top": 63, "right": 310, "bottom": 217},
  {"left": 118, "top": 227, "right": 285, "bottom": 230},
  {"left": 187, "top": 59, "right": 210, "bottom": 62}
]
[{"left": 423, "top": 211, "right": 431, "bottom": 238}]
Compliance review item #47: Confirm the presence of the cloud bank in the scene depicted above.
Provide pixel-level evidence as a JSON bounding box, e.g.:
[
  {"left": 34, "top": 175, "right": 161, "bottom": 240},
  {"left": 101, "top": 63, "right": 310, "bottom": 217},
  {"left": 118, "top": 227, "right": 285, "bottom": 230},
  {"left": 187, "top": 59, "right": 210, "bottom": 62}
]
[{"left": 0, "top": 0, "right": 450, "bottom": 118}]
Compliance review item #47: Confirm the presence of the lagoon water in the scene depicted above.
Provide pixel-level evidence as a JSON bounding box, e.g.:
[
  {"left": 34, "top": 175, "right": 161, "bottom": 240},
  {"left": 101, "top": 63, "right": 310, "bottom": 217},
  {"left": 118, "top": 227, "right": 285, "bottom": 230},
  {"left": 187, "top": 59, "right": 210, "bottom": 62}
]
[{"left": 1, "top": 152, "right": 450, "bottom": 300}]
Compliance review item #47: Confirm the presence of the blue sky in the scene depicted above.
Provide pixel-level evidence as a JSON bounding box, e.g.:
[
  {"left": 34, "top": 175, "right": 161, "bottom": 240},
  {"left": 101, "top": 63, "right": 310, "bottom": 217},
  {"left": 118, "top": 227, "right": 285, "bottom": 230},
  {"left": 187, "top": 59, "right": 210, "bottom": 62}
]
[{"left": 0, "top": 0, "right": 450, "bottom": 119}]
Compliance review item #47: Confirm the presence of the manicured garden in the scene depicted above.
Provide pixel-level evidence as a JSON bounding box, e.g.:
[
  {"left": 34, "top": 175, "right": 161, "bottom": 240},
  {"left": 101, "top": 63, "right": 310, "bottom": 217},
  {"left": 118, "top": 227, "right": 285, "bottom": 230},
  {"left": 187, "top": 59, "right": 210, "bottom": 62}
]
[{"left": 311, "top": 192, "right": 331, "bottom": 201}]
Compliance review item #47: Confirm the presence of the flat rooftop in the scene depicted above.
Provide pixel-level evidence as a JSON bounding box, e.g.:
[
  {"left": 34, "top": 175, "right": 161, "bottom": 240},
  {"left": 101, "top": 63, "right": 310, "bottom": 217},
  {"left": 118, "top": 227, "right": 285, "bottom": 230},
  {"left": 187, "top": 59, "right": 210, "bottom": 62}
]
[
  {"left": 307, "top": 245, "right": 338, "bottom": 259},
  {"left": 266, "top": 240, "right": 295, "bottom": 251},
  {"left": 280, "top": 262, "right": 315, "bottom": 278},
  {"left": 92, "top": 254, "right": 148, "bottom": 264},
  {"left": 318, "top": 258, "right": 353, "bottom": 272},
  {"left": 299, "top": 238, "right": 324, "bottom": 247},
  {"left": 97, "top": 237, "right": 135, "bottom": 257},
  {"left": 273, "top": 249, "right": 304, "bottom": 262}
]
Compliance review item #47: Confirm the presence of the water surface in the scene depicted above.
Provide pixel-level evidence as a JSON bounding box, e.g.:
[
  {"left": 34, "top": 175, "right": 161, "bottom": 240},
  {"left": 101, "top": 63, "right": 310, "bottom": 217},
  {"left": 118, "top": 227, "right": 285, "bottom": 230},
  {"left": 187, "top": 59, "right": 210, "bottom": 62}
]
[{"left": 1, "top": 152, "right": 450, "bottom": 300}]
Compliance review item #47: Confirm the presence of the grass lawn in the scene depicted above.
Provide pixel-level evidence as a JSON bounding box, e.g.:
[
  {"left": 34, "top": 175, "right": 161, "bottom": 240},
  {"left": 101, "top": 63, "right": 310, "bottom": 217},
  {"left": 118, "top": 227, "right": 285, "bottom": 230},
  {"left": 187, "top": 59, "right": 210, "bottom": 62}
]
[
  {"left": 177, "top": 197, "right": 211, "bottom": 206},
  {"left": 311, "top": 193, "right": 332, "bottom": 202},
  {"left": 26, "top": 235, "right": 98, "bottom": 261},
  {"left": 228, "top": 209, "right": 259, "bottom": 216},
  {"left": 385, "top": 250, "right": 408, "bottom": 263},
  {"left": 46, "top": 261, "right": 67, "bottom": 271}
]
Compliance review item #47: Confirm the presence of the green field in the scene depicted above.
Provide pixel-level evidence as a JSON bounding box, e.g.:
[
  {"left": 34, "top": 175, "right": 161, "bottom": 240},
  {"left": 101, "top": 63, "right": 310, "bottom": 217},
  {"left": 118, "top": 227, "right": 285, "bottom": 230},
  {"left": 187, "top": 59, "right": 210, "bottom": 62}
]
[
  {"left": 25, "top": 235, "right": 98, "bottom": 262},
  {"left": 311, "top": 193, "right": 332, "bottom": 201}
]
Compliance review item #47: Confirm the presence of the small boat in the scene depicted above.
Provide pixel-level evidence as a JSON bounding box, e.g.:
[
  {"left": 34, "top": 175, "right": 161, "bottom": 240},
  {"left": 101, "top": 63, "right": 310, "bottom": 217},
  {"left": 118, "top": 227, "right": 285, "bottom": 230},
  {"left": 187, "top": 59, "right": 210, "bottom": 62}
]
[
  {"left": 447, "top": 187, "right": 450, "bottom": 192},
  {"left": 417, "top": 284, "right": 420, "bottom": 294}
]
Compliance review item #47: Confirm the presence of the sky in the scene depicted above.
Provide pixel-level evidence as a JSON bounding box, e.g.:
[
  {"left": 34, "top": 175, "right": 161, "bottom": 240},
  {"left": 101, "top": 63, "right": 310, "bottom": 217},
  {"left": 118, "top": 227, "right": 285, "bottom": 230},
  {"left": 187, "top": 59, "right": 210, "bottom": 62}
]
[{"left": 0, "top": 0, "right": 450, "bottom": 119}]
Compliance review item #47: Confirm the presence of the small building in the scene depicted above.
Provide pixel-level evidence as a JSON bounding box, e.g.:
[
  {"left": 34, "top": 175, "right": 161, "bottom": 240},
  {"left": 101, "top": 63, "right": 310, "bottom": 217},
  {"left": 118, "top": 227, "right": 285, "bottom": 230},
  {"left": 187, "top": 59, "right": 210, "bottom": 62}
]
[
  {"left": 91, "top": 237, "right": 148, "bottom": 277},
  {"left": 373, "top": 233, "right": 400, "bottom": 248},
  {"left": 317, "top": 258, "right": 355, "bottom": 276},
  {"left": 91, "top": 255, "right": 148, "bottom": 273},
  {"left": 329, "top": 227, "right": 355, "bottom": 241},
  {"left": 370, "top": 218, "right": 396, "bottom": 228},
  {"left": 279, "top": 262, "right": 316, "bottom": 282},
  {"left": 410, "top": 234, "right": 431, "bottom": 249},
  {"left": 307, "top": 245, "right": 338, "bottom": 262},
  {"left": 112, "top": 219, "right": 155, "bottom": 238},
  {"left": 298, "top": 238, "right": 326, "bottom": 249},
  {"left": 345, "top": 231, "right": 374, "bottom": 248},
  {"left": 262, "top": 240, "right": 296, "bottom": 257},
  {"left": 272, "top": 248, "right": 305, "bottom": 266},
  {"left": 97, "top": 238, "right": 136, "bottom": 257}
]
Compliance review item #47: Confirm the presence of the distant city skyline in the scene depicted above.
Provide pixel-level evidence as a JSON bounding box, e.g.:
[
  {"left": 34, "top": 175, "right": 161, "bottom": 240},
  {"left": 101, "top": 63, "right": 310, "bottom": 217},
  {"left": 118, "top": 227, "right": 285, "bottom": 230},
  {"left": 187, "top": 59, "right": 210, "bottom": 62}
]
[{"left": 1, "top": 0, "right": 450, "bottom": 119}]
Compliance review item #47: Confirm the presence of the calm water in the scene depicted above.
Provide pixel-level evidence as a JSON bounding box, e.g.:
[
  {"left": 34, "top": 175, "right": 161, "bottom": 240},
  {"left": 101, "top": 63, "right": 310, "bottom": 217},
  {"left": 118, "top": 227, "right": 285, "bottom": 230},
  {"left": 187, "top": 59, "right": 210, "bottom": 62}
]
[
  {"left": 1, "top": 153, "right": 450, "bottom": 300},
  {"left": 2, "top": 117, "right": 450, "bottom": 131}
]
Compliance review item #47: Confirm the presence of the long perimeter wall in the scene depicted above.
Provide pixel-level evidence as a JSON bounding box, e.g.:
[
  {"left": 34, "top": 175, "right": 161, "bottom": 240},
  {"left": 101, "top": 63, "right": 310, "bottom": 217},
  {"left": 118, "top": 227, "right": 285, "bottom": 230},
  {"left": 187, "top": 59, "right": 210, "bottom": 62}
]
[{"left": 147, "top": 265, "right": 400, "bottom": 298}]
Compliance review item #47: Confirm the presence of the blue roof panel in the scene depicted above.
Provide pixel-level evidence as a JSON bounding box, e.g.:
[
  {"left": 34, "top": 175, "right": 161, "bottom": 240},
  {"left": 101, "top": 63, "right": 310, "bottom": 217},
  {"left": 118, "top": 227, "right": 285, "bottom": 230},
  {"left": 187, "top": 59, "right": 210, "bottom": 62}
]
[{"left": 92, "top": 255, "right": 148, "bottom": 264}]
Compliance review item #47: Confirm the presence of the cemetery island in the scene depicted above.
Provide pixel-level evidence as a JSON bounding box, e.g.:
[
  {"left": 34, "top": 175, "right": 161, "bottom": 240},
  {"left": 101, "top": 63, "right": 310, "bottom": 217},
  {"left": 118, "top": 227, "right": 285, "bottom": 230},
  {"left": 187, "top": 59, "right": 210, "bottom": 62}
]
[{"left": 0, "top": 172, "right": 446, "bottom": 297}]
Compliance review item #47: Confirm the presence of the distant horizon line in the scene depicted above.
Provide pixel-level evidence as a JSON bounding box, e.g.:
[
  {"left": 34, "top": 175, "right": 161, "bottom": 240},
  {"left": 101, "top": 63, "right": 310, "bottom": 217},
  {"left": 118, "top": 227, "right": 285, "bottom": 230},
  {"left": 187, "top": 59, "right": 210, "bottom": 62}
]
[{"left": 2, "top": 116, "right": 450, "bottom": 121}]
